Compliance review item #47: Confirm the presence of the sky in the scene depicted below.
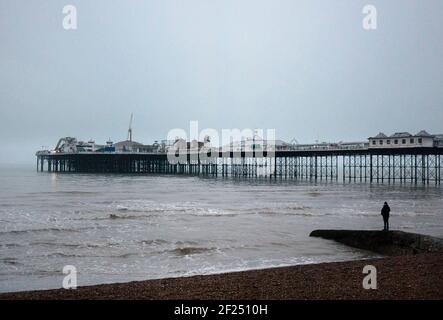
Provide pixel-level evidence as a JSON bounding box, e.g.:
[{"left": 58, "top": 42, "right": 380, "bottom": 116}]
[{"left": 0, "top": 0, "right": 442, "bottom": 163}]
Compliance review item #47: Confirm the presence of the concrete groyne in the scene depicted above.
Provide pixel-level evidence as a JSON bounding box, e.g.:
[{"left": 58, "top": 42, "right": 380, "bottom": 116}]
[{"left": 310, "top": 230, "right": 443, "bottom": 255}]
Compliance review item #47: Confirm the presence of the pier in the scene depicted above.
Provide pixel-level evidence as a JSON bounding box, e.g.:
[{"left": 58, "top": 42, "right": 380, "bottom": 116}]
[{"left": 36, "top": 147, "right": 443, "bottom": 184}]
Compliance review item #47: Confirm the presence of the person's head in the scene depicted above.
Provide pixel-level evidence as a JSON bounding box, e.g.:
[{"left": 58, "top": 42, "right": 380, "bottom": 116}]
[{"left": 384, "top": 202, "right": 388, "bottom": 205}]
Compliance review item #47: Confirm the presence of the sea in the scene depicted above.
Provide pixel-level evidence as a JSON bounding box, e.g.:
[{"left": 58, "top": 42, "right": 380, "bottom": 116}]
[{"left": 1, "top": 164, "right": 442, "bottom": 293}]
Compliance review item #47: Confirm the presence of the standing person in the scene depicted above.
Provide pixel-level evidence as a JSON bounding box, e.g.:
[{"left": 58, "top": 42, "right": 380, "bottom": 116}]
[{"left": 381, "top": 202, "right": 390, "bottom": 231}]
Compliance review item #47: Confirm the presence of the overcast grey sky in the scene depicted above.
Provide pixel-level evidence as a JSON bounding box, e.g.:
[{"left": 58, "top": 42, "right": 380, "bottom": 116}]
[{"left": 1, "top": 0, "right": 442, "bottom": 163}]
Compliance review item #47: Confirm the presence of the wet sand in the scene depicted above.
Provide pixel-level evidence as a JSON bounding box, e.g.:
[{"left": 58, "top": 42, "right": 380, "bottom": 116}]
[{"left": 1, "top": 252, "right": 442, "bottom": 300}]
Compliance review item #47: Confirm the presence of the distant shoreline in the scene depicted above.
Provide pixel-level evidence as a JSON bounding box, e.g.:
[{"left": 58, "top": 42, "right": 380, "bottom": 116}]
[{"left": 1, "top": 252, "right": 442, "bottom": 300}]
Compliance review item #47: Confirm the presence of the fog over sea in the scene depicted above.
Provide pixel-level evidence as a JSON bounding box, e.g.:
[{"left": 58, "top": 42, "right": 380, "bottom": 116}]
[{"left": 1, "top": 165, "right": 442, "bottom": 293}]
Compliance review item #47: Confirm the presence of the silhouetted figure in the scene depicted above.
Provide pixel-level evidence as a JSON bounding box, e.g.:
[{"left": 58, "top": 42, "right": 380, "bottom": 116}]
[{"left": 381, "top": 202, "right": 390, "bottom": 231}]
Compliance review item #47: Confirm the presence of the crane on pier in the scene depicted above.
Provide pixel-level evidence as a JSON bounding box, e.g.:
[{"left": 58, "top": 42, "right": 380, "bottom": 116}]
[{"left": 127, "top": 113, "right": 133, "bottom": 142}]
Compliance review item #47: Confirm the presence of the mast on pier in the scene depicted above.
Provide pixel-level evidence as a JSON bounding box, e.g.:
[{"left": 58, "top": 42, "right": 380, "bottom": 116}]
[{"left": 127, "top": 113, "right": 133, "bottom": 142}]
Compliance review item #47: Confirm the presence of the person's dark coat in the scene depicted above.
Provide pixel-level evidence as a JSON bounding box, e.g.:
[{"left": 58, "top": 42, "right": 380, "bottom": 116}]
[{"left": 381, "top": 203, "right": 390, "bottom": 218}]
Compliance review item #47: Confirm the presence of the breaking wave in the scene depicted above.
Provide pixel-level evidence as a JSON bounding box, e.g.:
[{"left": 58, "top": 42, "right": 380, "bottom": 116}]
[
  {"left": 29, "top": 241, "right": 120, "bottom": 249},
  {"left": 45, "top": 252, "right": 139, "bottom": 259},
  {"left": 170, "top": 246, "right": 217, "bottom": 256},
  {"left": 0, "top": 227, "right": 82, "bottom": 236},
  {"left": 0, "top": 257, "right": 22, "bottom": 266}
]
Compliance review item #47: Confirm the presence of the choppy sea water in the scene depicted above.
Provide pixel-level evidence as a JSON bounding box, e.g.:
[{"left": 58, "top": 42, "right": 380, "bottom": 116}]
[{"left": 0, "top": 165, "right": 442, "bottom": 293}]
